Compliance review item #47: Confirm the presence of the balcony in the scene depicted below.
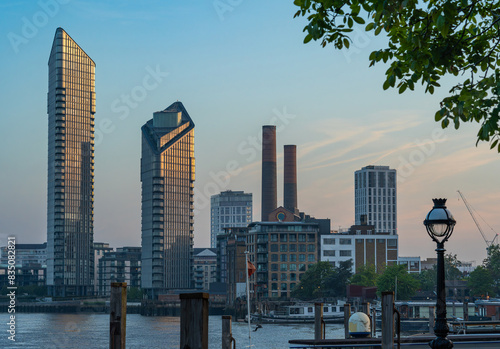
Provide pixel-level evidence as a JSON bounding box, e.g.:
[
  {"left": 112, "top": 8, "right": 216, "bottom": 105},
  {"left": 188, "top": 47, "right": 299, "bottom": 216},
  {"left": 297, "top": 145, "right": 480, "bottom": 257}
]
[
  {"left": 153, "top": 178, "right": 164, "bottom": 185},
  {"left": 152, "top": 237, "right": 164, "bottom": 244},
  {"left": 152, "top": 231, "right": 163, "bottom": 238},
  {"left": 152, "top": 216, "right": 163, "bottom": 223},
  {"left": 54, "top": 179, "right": 64, "bottom": 187},
  {"left": 55, "top": 87, "right": 66, "bottom": 95}
]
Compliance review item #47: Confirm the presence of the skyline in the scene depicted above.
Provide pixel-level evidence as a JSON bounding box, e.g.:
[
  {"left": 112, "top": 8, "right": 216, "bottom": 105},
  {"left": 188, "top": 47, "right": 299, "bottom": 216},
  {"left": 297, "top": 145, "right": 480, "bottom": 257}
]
[{"left": 1, "top": 1, "right": 499, "bottom": 266}]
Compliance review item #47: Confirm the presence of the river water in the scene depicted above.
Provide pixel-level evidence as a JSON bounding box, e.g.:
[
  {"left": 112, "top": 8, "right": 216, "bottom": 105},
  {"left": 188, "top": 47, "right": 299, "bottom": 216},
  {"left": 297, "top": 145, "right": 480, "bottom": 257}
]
[{"left": 2, "top": 313, "right": 345, "bottom": 348}]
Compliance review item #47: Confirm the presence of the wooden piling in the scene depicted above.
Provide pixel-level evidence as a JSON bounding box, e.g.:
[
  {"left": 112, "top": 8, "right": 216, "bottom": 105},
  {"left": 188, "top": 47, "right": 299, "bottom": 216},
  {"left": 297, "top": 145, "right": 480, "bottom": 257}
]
[
  {"left": 314, "top": 302, "right": 324, "bottom": 340},
  {"left": 361, "top": 302, "right": 371, "bottom": 338},
  {"left": 180, "top": 292, "right": 209, "bottom": 349},
  {"left": 361, "top": 302, "right": 370, "bottom": 316},
  {"left": 344, "top": 303, "right": 351, "bottom": 339},
  {"left": 222, "top": 315, "right": 233, "bottom": 349},
  {"left": 463, "top": 300, "right": 469, "bottom": 321},
  {"left": 109, "top": 282, "right": 127, "bottom": 349},
  {"left": 381, "top": 291, "right": 394, "bottom": 349},
  {"left": 371, "top": 307, "right": 377, "bottom": 338}
]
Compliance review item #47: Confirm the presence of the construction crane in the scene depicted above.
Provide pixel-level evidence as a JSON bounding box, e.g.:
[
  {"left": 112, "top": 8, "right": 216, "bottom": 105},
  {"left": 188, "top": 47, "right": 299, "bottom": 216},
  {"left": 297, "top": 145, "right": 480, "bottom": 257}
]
[{"left": 457, "top": 190, "right": 499, "bottom": 250}]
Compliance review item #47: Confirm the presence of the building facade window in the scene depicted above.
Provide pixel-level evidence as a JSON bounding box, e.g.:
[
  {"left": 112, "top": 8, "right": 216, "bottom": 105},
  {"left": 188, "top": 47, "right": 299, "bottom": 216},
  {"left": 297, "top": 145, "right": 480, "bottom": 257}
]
[{"left": 323, "top": 238, "right": 335, "bottom": 245}]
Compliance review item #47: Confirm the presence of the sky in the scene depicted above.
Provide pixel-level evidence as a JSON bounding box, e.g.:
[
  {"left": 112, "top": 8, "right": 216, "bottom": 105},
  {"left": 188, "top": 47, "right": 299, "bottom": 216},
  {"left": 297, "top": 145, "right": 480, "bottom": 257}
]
[{"left": 0, "top": 0, "right": 499, "bottom": 265}]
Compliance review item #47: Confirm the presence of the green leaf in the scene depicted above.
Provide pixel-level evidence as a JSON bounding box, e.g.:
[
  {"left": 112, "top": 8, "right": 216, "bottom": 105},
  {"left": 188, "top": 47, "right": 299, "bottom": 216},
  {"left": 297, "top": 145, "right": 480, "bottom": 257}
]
[
  {"left": 353, "top": 16, "right": 365, "bottom": 25},
  {"left": 435, "top": 109, "right": 445, "bottom": 121},
  {"left": 366, "top": 22, "right": 374, "bottom": 31},
  {"left": 399, "top": 84, "right": 407, "bottom": 94}
]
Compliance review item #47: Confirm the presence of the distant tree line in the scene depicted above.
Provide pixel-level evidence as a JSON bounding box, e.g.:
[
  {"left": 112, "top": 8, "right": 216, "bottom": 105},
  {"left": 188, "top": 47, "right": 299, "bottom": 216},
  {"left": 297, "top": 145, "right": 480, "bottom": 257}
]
[{"left": 291, "top": 245, "right": 500, "bottom": 300}]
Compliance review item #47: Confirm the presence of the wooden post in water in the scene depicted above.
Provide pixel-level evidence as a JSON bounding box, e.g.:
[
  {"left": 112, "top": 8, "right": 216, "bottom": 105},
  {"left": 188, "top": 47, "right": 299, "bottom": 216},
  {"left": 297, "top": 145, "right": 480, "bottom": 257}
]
[
  {"left": 222, "top": 315, "right": 233, "bottom": 349},
  {"left": 463, "top": 300, "right": 469, "bottom": 321},
  {"left": 371, "top": 307, "right": 377, "bottom": 338},
  {"left": 361, "top": 302, "right": 370, "bottom": 316},
  {"left": 314, "top": 302, "right": 324, "bottom": 340},
  {"left": 180, "top": 293, "right": 209, "bottom": 349},
  {"left": 361, "top": 302, "right": 371, "bottom": 338},
  {"left": 344, "top": 303, "right": 351, "bottom": 339},
  {"left": 109, "top": 282, "right": 127, "bottom": 349},
  {"left": 429, "top": 306, "right": 435, "bottom": 334},
  {"left": 381, "top": 292, "right": 394, "bottom": 349}
]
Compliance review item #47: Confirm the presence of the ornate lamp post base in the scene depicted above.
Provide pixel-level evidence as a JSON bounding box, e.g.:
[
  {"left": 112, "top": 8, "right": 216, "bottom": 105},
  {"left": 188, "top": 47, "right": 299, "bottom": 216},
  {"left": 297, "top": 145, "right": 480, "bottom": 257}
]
[{"left": 429, "top": 336, "right": 453, "bottom": 349}]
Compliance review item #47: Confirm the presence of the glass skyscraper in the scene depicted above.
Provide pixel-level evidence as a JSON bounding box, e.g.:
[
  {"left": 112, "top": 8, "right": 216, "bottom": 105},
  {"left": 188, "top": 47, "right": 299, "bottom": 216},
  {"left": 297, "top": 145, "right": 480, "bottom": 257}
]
[
  {"left": 141, "top": 101, "right": 195, "bottom": 298},
  {"left": 210, "top": 190, "right": 252, "bottom": 248},
  {"left": 47, "top": 28, "right": 95, "bottom": 297},
  {"left": 354, "top": 165, "right": 397, "bottom": 234}
]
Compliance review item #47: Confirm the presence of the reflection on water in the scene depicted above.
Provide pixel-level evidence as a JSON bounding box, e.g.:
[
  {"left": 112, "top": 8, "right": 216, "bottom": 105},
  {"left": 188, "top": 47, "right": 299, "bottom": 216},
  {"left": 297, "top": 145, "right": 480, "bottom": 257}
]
[{"left": 3, "top": 313, "right": 344, "bottom": 349}]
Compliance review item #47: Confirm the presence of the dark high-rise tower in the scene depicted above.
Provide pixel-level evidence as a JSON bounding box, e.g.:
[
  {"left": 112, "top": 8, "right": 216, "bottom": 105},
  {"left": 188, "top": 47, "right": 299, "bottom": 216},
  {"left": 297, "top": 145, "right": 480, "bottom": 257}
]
[
  {"left": 283, "top": 145, "right": 298, "bottom": 214},
  {"left": 47, "top": 28, "right": 96, "bottom": 297},
  {"left": 141, "top": 101, "right": 195, "bottom": 298},
  {"left": 261, "top": 125, "right": 277, "bottom": 221}
]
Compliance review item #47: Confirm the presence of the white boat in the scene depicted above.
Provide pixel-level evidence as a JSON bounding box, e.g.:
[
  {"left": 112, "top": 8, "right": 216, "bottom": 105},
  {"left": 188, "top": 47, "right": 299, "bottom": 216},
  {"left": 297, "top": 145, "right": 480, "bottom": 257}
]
[{"left": 251, "top": 302, "right": 345, "bottom": 324}]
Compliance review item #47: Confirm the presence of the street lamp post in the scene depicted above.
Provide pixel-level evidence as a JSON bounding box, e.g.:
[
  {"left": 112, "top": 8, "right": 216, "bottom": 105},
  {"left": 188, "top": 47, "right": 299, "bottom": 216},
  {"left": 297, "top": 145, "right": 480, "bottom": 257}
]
[{"left": 424, "top": 198, "right": 456, "bottom": 349}]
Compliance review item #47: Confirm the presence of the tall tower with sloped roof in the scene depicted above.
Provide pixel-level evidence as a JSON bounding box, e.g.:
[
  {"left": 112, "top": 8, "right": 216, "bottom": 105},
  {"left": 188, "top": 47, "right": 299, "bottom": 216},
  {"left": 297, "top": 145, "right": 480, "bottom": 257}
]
[
  {"left": 141, "top": 101, "right": 195, "bottom": 298},
  {"left": 47, "top": 28, "right": 96, "bottom": 297}
]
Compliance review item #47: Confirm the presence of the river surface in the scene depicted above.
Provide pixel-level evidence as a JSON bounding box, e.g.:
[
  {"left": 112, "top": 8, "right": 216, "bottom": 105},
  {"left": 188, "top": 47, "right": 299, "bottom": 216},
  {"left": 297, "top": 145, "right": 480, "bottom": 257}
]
[{"left": 2, "top": 313, "right": 345, "bottom": 348}]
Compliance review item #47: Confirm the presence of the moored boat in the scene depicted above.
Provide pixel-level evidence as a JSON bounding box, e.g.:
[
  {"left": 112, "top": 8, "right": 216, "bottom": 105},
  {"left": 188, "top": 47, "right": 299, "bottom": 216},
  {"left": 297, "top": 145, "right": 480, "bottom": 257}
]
[{"left": 251, "top": 302, "right": 345, "bottom": 324}]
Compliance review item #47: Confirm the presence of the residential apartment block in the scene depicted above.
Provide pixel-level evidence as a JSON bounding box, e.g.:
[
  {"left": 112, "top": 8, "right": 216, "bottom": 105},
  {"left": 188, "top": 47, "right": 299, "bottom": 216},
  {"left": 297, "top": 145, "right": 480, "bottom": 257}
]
[
  {"left": 247, "top": 221, "right": 321, "bottom": 299},
  {"left": 47, "top": 28, "right": 96, "bottom": 297},
  {"left": 320, "top": 223, "right": 398, "bottom": 273},
  {"left": 354, "top": 165, "right": 397, "bottom": 234},
  {"left": 97, "top": 247, "right": 141, "bottom": 296},
  {"left": 141, "top": 101, "right": 195, "bottom": 298},
  {"left": 210, "top": 190, "right": 252, "bottom": 248}
]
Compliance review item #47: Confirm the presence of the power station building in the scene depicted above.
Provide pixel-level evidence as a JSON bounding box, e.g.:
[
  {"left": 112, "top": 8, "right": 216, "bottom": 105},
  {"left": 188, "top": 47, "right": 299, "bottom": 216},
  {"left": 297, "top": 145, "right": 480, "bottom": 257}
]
[{"left": 247, "top": 126, "right": 329, "bottom": 299}]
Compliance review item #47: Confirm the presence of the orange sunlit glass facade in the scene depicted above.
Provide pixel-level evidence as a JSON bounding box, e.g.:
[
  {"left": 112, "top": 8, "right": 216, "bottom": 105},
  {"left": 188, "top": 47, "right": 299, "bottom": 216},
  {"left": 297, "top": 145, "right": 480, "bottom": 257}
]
[
  {"left": 47, "top": 28, "right": 95, "bottom": 297},
  {"left": 141, "top": 102, "right": 195, "bottom": 299}
]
